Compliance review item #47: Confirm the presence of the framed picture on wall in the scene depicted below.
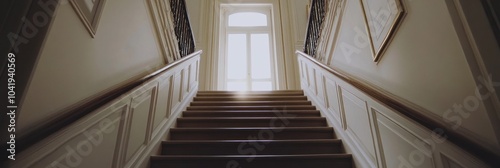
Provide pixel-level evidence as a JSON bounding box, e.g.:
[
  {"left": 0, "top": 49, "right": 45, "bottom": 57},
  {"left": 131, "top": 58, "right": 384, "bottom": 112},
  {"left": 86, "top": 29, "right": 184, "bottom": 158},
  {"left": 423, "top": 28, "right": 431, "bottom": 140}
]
[
  {"left": 69, "top": 0, "right": 107, "bottom": 37},
  {"left": 359, "top": 0, "right": 405, "bottom": 62}
]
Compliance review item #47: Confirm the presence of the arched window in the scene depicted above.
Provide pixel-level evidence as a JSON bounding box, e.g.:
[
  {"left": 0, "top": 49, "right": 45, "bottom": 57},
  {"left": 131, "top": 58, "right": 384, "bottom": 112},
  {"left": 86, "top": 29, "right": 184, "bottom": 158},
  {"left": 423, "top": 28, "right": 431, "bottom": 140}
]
[{"left": 220, "top": 5, "right": 276, "bottom": 91}]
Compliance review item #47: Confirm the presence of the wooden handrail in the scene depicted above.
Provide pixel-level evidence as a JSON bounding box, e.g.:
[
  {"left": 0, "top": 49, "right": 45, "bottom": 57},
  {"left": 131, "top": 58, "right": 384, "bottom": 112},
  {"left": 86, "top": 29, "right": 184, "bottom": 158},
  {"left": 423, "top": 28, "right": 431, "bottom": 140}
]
[
  {"left": 14, "top": 50, "right": 202, "bottom": 154},
  {"left": 296, "top": 50, "right": 500, "bottom": 167}
]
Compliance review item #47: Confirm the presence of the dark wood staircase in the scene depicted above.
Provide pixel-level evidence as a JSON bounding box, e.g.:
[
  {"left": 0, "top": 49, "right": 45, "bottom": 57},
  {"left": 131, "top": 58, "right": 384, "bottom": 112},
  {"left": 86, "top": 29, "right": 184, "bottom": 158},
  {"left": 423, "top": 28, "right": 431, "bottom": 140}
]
[{"left": 150, "top": 90, "right": 352, "bottom": 168}]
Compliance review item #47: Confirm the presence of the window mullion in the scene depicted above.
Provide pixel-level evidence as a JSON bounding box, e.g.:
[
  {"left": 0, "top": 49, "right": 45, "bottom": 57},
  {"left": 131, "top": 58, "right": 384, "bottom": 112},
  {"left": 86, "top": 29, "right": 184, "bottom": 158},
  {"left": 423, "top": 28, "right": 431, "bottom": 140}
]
[{"left": 246, "top": 32, "right": 252, "bottom": 91}]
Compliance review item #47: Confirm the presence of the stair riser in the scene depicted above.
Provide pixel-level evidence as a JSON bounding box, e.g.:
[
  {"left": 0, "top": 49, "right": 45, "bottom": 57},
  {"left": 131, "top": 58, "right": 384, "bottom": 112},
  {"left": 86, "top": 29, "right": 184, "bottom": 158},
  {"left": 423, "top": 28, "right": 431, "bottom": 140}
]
[
  {"left": 190, "top": 102, "right": 312, "bottom": 106},
  {"left": 176, "top": 119, "right": 327, "bottom": 127},
  {"left": 196, "top": 93, "right": 305, "bottom": 97},
  {"left": 169, "top": 130, "right": 334, "bottom": 140},
  {"left": 193, "top": 97, "right": 308, "bottom": 101},
  {"left": 182, "top": 112, "right": 322, "bottom": 117},
  {"left": 197, "top": 90, "right": 303, "bottom": 93},
  {"left": 150, "top": 158, "right": 352, "bottom": 168},
  {"left": 162, "top": 143, "right": 342, "bottom": 155},
  {"left": 151, "top": 91, "right": 352, "bottom": 168},
  {"left": 186, "top": 106, "right": 316, "bottom": 110}
]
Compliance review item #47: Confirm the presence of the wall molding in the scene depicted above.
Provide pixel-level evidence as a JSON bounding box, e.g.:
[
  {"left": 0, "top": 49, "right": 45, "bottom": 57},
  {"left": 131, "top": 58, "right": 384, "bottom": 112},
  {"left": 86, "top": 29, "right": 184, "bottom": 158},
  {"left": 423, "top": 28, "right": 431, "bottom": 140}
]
[
  {"left": 297, "top": 51, "right": 499, "bottom": 167},
  {"left": 146, "top": 0, "right": 182, "bottom": 63}
]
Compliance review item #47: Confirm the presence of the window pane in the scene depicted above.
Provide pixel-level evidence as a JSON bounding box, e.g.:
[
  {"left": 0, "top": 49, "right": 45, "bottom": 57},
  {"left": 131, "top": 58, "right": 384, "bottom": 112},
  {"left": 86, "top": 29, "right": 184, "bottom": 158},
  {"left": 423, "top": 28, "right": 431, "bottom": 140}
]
[
  {"left": 252, "top": 81, "right": 272, "bottom": 91},
  {"left": 251, "top": 34, "right": 271, "bottom": 79},
  {"left": 228, "top": 81, "right": 247, "bottom": 91},
  {"left": 228, "top": 12, "right": 267, "bottom": 27},
  {"left": 227, "top": 34, "right": 247, "bottom": 79}
]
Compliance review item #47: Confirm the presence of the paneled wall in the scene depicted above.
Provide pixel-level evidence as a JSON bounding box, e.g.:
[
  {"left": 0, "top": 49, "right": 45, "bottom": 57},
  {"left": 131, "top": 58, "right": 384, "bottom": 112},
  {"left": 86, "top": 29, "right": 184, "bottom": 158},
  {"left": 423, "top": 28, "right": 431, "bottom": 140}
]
[
  {"left": 298, "top": 54, "right": 490, "bottom": 168},
  {"left": 308, "top": 0, "right": 500, "bottom": 150},
  {"left": 8, "top": 54, "right": 200, "bottom": 168}
]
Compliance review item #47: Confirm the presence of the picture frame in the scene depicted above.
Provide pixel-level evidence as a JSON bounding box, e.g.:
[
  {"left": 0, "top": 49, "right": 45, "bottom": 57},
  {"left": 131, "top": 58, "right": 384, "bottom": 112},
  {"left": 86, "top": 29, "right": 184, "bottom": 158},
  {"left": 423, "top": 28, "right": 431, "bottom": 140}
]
[
  {"left": 359, "top": 0, "right": 405, "bottom": 62},
  {"left": 69, "top": 0, "right": 107, "bottom": 38}
]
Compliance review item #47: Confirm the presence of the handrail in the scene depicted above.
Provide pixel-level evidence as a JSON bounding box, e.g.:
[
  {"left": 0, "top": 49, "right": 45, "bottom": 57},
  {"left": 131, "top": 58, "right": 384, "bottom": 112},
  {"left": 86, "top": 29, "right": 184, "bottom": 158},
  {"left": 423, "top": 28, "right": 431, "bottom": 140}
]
[
  {"left": 14, "top": 50, "right": 202, "bottom": 154},
  {"left": 296, "top": 50, "right": 500, "bottom": 167}
]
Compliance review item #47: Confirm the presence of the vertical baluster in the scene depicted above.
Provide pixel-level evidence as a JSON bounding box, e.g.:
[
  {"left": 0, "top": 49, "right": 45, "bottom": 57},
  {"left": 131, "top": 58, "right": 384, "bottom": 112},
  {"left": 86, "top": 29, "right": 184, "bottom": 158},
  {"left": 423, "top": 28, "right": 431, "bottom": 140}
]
[
  {"left": 304, "top": 0, "right": 326, "bottom": 58},
  {"left": 169, "top": 0, "right": 195, "bottom": 58}
]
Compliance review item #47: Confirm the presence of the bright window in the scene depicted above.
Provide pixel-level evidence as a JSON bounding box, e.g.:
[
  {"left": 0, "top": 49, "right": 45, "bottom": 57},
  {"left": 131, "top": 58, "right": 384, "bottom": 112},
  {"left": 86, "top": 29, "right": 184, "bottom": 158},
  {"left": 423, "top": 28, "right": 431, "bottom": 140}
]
[
  {"left": 228, "top": 12, "right": 267, "bottom": 27},
  {"left": 221, "top": 5, "right": 275, "bottom": 91}
]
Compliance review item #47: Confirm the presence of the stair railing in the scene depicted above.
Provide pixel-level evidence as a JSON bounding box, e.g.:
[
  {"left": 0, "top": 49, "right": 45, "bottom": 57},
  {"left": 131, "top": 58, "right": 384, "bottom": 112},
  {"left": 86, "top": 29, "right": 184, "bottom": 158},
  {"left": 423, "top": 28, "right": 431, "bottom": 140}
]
[
  {"left": 170, "top": 0, "right": 196, "bottom": 58},
  {"left": 303, "top": 0, "right": 326, "bottom": 58}
]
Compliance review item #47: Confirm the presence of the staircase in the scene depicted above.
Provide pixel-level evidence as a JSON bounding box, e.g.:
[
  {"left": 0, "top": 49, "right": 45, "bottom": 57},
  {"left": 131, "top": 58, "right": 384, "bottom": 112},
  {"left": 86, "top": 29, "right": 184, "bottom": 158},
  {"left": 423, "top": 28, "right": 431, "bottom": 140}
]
[{"left": 150, "top": 90, "right": 353, "bottom": 168}]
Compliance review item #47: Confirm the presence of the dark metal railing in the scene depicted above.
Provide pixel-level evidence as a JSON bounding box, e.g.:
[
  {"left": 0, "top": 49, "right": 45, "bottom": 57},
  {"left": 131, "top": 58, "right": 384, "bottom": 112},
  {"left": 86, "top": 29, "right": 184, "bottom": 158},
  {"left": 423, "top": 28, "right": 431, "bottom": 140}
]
[
  {"left": 304, "top": 0, "right": 326, "bottom": 58},
  {"left": 170, "top": 0, "right": 196, "bottom": 57}
]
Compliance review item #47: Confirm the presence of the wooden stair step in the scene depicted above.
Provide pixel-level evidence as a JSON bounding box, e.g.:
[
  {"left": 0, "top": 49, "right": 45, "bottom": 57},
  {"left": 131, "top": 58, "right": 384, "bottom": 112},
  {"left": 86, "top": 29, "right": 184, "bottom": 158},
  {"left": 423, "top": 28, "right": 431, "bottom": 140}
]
[
  {"left": 186, "top": 105, "right": 316, "bottom": 111},
  {"left": 150, "top": 154, "right": 352, "bottom": 168},
  {"left": 182, "top": 110, "right": 322, "bottom": 117},
  {"left": 161, "top": 139, "right": 343, "bottom": 155},
  {"left": 193, "top": 96, "right": 308, "bottom": 101},
  {"left": 169, "top": 127, "right": 335, "bottom": 140},
  {"left": 196, "top": 92, "right": 304, "bottom": 97},
  {"left": 150, "top": 90, "right": 352, "bottom": 168},
  {"left": 176, "top": 117, "right": 327, "bottom": 127},
  {"left": 198, "top": 90, "right": 303, "bottom": 93},
  {"left": 190, "top": 101, "right": 311, "bottom": 106}
]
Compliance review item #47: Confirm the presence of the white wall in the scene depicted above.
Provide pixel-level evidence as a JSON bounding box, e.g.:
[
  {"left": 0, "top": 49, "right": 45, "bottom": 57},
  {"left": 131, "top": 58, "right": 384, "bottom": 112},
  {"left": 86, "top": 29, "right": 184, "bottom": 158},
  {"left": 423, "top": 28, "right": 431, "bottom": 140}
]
[
  {"left": 318, "top": 0, "right": 499, "bottom": 148},
  {"left": 290, "top": 0, "right": 309, "bottom": 50},
  {"left": 19, "top": 0, "right": 165, "bottom": 132}
]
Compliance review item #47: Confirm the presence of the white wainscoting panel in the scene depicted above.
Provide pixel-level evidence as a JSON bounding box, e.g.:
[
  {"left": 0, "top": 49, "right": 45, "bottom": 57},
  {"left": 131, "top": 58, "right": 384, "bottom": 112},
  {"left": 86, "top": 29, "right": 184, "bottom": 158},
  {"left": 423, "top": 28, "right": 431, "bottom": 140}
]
[
  {"left": 324, "top": 77, "right": 342, "bottom": 127},
  {"left": 375, "top": 110, "right": 436, "bottom": 168},
  {"left": 297, "top": 53, "right": 490, "bottom": 168},
  {"left": 153, "top": 75, "right": 172, "bottom": 134},
  {"left": 341, "top": 87, "right": 376, "bottom": 161},
  {"left": 124, "top": 86, "right": 157, "bottom": 165},
  {"left": 171, "top": 71, "right": 183, "bottom": 112}
]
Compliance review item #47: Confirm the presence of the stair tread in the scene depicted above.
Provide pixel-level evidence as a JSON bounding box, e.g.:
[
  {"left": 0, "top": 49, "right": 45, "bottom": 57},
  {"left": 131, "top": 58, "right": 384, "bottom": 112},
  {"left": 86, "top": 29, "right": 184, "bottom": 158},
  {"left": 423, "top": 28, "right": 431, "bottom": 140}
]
[
  {"left": 196, "top": 93, "right": 305, "bottom": 96},
  {"left": 177, "top": 117, "right": 325, "bottom": 120},
  {"left": 194, "top": 96, "right": 308, "bottom": 99},
  {"left": 151, "top": 154, "right": 351, "bottom": 159},
  {"left": 170, "top": 127, "right": 332, "bottom": 131},
  {"left": 151, "top": 90, "right": 351, "bottom": 168},
  {"left": 198, "top": 90, "right": 304, "bottom": 93},
  {"left": 190, "top": 102, "right": 312, "bottom": 106},
  {"left": 187, "top": 105, "right": 316, "bottom": 109},
  {"left": 184, "top": 110, "right": 320, "bottom": 112},
  {"left": 164, "top": 139, "right": 342, "bottom": 144},
  {"left": 191, "top": 101, "right": 311, "bottom": 103},
  {"left": 182, "top": 111, "right": 322, "bottom": 117}
]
